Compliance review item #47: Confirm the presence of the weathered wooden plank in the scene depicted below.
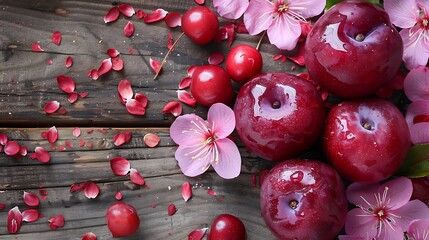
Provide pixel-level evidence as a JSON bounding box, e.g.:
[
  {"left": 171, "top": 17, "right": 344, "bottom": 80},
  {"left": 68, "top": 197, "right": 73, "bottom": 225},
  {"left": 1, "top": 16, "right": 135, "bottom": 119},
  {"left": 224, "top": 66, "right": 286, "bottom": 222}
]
[{"left": 0, "top": 0, "right": 304, "bottom": 127}]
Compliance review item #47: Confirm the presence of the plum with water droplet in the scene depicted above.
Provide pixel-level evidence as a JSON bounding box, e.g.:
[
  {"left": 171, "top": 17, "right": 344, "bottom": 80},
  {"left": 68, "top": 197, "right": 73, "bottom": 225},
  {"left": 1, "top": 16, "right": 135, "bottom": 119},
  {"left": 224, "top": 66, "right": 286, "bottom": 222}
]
[
  {"left": 323, "top": 98, "right": 411, "bottom": 183},
  {"left": 260, "top": 159, "right": 347, "bottom": 240},
  {"left": 305, "top": 1, "right": 403, "bottom": 99},
  {"left": 233, "top": 73, "right": 325, "bottom": 161}
]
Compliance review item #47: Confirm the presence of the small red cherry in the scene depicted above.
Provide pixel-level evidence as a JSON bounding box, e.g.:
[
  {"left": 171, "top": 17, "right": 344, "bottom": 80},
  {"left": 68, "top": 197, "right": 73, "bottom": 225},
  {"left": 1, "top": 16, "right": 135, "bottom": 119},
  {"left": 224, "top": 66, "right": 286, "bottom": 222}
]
[
  {"left": 207, "top": 214, "right": 246, "bottom": 240},
  {"left": 190, "top": 65, "right": 234, "bottom": 107},
  {"left": 226, "top": 44, "right": 263, "bottom": 84},
  {"left": 181, "top": 6, "right": 219, "bottom": 45},
  {"left": 106, "top": 202, "right": 140, "bottom": 237}
]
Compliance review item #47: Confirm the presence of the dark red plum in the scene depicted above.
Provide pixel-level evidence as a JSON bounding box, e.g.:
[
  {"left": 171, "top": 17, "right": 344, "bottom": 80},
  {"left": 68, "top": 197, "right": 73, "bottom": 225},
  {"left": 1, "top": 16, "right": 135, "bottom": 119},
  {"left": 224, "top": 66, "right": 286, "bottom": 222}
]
[{"left": 207, "top": 214, "right": 246, "bottom": 240}]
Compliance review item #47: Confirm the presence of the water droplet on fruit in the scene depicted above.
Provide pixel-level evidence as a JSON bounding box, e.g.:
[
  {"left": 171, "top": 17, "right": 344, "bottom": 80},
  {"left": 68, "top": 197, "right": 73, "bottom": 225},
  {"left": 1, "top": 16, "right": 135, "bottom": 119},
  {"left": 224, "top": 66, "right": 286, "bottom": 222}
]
[
  {"left": 346, "top": 133, "right": 355, "bottom": 140},
  {"left": 290, "top": 171, "right": 303, "bottom": 182}
]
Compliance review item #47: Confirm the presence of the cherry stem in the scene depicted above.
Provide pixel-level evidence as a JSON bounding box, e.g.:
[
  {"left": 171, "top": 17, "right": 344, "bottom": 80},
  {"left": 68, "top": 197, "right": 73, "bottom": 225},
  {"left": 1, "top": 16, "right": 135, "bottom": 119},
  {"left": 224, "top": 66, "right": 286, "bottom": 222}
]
[
  {"left": 153, "top": 32, "right": 186, "bottom": 80},
  {"left": 256, "top": 31, "right": 266, "bottom": 51}
]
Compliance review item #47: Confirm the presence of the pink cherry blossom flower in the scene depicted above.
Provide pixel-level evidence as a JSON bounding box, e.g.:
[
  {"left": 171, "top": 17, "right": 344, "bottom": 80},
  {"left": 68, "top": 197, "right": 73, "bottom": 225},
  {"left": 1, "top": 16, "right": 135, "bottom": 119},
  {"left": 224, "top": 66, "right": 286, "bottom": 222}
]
[
  {"left": 169, "top": 103, "right": 241, "bottom": 179},
  {"left": 384, "top": 0, "right": 429, "bottom": 70},
  {"left": 407, "top": 219, "right": 429, "bottom": 240},
  {"left": 345, "top": 177, "right": 429, "bottom": 240},
  {"left": 213, "top": 0, "right": 249, "bottom": 19},
  {"left": 404, "top": 66, "right": 429, "bottom": 102},
  {"left": 243, "top": 0, "right": 325, "bottom": 50}
]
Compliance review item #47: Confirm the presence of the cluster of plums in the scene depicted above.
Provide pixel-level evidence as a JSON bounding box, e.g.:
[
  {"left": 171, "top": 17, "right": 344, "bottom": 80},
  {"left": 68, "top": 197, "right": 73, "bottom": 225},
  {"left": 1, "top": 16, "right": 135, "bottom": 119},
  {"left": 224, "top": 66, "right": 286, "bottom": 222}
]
[{"left": 106, "top": 1, "right": 412, "bottom": 239}]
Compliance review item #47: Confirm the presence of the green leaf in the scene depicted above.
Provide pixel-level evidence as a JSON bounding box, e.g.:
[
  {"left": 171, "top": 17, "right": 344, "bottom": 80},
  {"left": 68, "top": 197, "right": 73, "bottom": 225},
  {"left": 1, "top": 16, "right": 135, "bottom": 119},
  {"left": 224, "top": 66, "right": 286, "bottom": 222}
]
[
  {"left": 325, "top": 0, "right": 382, "bottom": 11},
  {"left": 396, "top": 144, "right": 429, "bottom": 178}
]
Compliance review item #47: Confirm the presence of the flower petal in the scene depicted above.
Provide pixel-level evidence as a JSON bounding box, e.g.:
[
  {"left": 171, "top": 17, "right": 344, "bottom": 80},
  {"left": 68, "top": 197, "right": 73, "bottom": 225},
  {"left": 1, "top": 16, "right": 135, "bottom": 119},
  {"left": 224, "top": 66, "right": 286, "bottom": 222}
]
[
  {"left": 405, "top": 100, "right": 429, "bottom": 127},
  {"left": 104, "top": 7, "right": 120, "bottom": 23},
  {"left": 124, "top": 21, "right": 135, "bottom": 37},
  {"left": 22, "top": 209, "right": 39, "bottom": 223},
  {"left": 111, "top": 57, "right": 124, "bottom": 71},
  {"left": 82, "top": 232, "right": 97, "bottom": 240},
  {"left": 391, "top": 199, "right": 429, "bottom": 231},
  {"left": 84, "top": 182, "right": 99, "bottom": 199},
  {"left": 65, "top": 56, "right": 73, "bottom": 68},
  {"left": 70, "top": 182, "right": 88, "bottom": 192},
  {"left": 68, "top": 92, "right": 79, "bottom": 104},
  {"left": 110, "top": 157, "right": 131, "bottom": 176},
  {"left": 168, "top": 204, "right": 177, "bottom": 216},
  {"left": 208, "top": 51, "right": 224, "bottom": 65},
  {"left": 57, "top": 75, "right": 75, "bottom": 94},
  {"left": 207, "top": 103, "right": 235, "bottom": 139},
  {"left": 377, "top": 224, "right": 404, "bottom": 240},
  {"left": 162, "top": 101, "right": 182, "bottom": 117},
  {"left": 346, "top": 182, "right": 380, "bottom": 207},
  {"left": 150, "top": 58, "right": 161, "bottom": 74},
  {"left": 23, "top": 191, "right": 40, "bottom": 207},
  {"left": 35, "top": 147, "right": 50, "bottom": 163},
  {"left": 175, "top": 145, "right": 211, "bottom": 177},
  {"left": 344, "top": 208, "right": 377, "bottom": 237},
  {"left": 404, "top": 66, "right": 429, "bottom": 102},
  {"left": 44, "top": 101, "right": 60, "bottom": 114},
  {"left": 211, "top": 138, "right": 241, "bottom": 179},
  {"left": 400, "top": 27, "right": 429, "bottom": 70},
  {"left": 135, "top": 93, "right": 148, "bottom": 108},
  {"left": 137, "top": 9, "right": 147, "bottom": 19},
  {"left": 49, "top": 214, "right": 65, "bottom": 230},
  {"left": 7, "top": 206, "right": 23, "bottom": 234},
  {"left": 182, "top": 182, "right": 192, "bottom": 202},
  {"left": 177, "top": 90, "right": 196, "bottom": 107},
  {"left": 410, "top": 122, "right": 429, "bottom": 144},
  {"left": 407, "top": 219, "right": 429, "bottom": 240},
  {"left": 51, "top": 31, "right": 62, "bottom": 46},
  {"left": 188, "top": 228, "right": 207, "bottom": 240},
  {"left": 267, "top": 14, "right": 301, "bottom": 50},
  {"left": 195, "top": 0, "right": 205, "bottom": 4},
  {"left": 213, "top": 0, "right": 249, "bottom": 20},
  {"left": 118, "top": 79, "right": 134, "bottom": 101},
  {"left": 384, "top": 0, "right": 419, "bottom": 28},
  {"left": 126, "top": 99, "right": 146, "bottom": 115},
  {"left": 179, "top": 77, "right": 192, "bottom": 89},
  {"left": 4, "top": 141, "right": 20, "bottom": 156},
  {"left": 143, "top": 133, "right": 160, "bottom": 147},
  {"left": 107, "top": 48, "right": 120, "bottom": 58},
  {"left": 243, "top": 0, "right": 274, "bottom": 35},
  {"left": 165, "top": 12, "right": 181, "bottom": 28},
  {"left": 113, "top": 131, "right": 132, "bottom": 146},
  {"left": 97, "top": 58, "right": 112, "bottom": 77},
  {"left": 130, "top": 168, "right": 145, "bottom": 186},
  {"left": 73, "top": 127, "right": 81, "bottom": 137},
  {"left": 47, "top": 126, "right": 58, "bottom": 144},
  {"left": 170, "top": 114, "right": 207, "bottom": 145},
  {"left": 118, "top": 4, "right": 135, "bottom": 17},
  {"left": 382, "top": 177, "right": 413, "bottom": 210},
  {"left": 31, "top": 43, "right": 44, "bottom": 52},
  {"left": 144, "top": 9, "right": 168, "bottom": 23},
  {"left": 289, "top": 0, "right": 325, "bottom": 19},
  {"left": 0, "top": 133, "right": 8, "bottom": 145}
]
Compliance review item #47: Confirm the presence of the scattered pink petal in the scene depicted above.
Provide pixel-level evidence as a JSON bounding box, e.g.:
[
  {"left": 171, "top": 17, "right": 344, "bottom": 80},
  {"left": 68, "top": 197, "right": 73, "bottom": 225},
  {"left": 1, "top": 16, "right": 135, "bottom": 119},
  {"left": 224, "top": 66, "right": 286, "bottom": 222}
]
[
  {"left": 111, "top": 57, "right": 124, "bottom": 71},
  {"left": 179, "top": 77, "right": 192, "bottom": 89},
  {"left": 124, "top": 21, "right": 135, "bottom": 37},
  {"left": 0, "top": 203, "right": 5, "bottom": 210},
  {"left": 208, "top": 52, "right": 224, "bottom": 65},
  {"left": 57, "top": 75, "right": 76, "bottom": 94},
  {"left": 32, "top": 42, "right": 44, "bottom": 52},
  {"left": 7, "top": 206, "right": 22, "bottom": 234},
  {"left": 90, "top": 69, "right": 99, "bottom": 80},
  {"left": 165, "top": 12, "right": 181, "bottom": 28},
  {"left": 177, "top": 90, "right": 196, "bottom": 107},
  {"left": 118, "top": 4, "right": 135, "bottom": 17},
  {"left": 57, "top": 145, "right": 66, "bottom": 151},
  {"left": 22, "top": 209, "right": 39, "bottom": 223},
  {"left": 86, "top": 140, "right": 93, "bottom": 148},
  {"left": 44, "top": 101, "right": 60, "bottom": 114},
  {"left": 23, "top": 191, "right": 40, "bottom": 207},
  {"left": 167, "top": 31, "right": 174, "bottom": 50},
  {"left": 68, "top": 92, "right": 79, "bottom": 104},
  {"left": 113, "top": 131, "right": 132, "bottom": 146},
  {"left": 4, "top": 141, "right": 20, "bottom": 156},
  {"left": 97, "top": 58, "right": 112, "bottom": 77},
  {"left": 207, "top": 189, "right": 216, "bottom": 196},
  {"left": 126, "top": 99, "right": 146, "bottom": 115},
  {"left": 79, "top": 139, "right": 85, "bottom": 147},
  {"left": 188, "top": 228, "right": 207, "bottom": 240},
  {"left": 143, "top": 133, "right": 160, "bottom": 148},
  {"left": 136, "top": 9, "right": 147, "bottom": 19},
  {"left": 187, "top": 65, "right": 198, "bottom": 77},
  {"left": 19, "top": 146, "right": 27, "bottom": 156},
  {"left": 235, "top": 22, "right": 248, "bottom": 33},
  {"left": 195, "top": 0, "right": 205, "bottom": 4},
  {"left": 48, "top": 214, "right": 65, "bottom": 230},
  {"left": 79, "top": 92, "right": 89, "bottom": 98},
  {"left": 104, "top": 7, "right": 120, "bottom": 23},
  {"left": 144, "top": 9, "right": 168, "bottom": 23},
  {"left": 168, "top": 204, "right": 177, "bottom": 216},
  {"left": 65, "top": 56, "right": 73, "bottom": 68},
  {"left": 52, "top": 31, "right": 62, "bottom": 46},
  {"left": 87, "top": 129, "right": 93, "bottom": 133},
  {"left": 273, "top": 54, "right": 287, "bottom": 62},
  {"left": 110, "top": 157, "right": 131, "bottom": 176},
  {"left": 162, "top": 101, "right": 182, "bottom": 117},
  {"left": 115, "top": 191, "right": 123, "bottom": 200},
  {"left": 41, "top": 131, "right": 48, "bottom": 139},
  {"left": 82, "top": 232, "right": 97, "bottom": 240},
  {"left": 225, "top": 23, "right": 236, "bottom": 47},
  {"left": 107, "top": 48, "right": 120, "bottom": 58},
  {"left": 47, "top": 126, "right": 58, "bottom": 144},
  {"left": 35, "top": 147, "right": 51, "bottom": 163},
  {"left": 0, "top": 133, "right": 8, "bottom": 145},
  {"left": 130, "top": 168, "right": 145, "bottom": 186},
  {"left": 118, "top": 79, "right": 134, "bottom": 103},
  {"left": 287, "top": 43, "right": 306, "bottom": 66},
  {"left": 182, "top": 182, "right": 192, "bottom": 202},
  {"left": 215, "top": 27, "right": 228, "bottom": 43},
  {"left": 84, "top": 182, "right": 99, "bottom": 199},
  {"left": 150, "top": 58, "right": 161, "bottom": 74},
  {"left": 135, "top": 93, "right": 148, "bottom": 108},
  {"left": 47, "top": 59, "right": 53, "bottom": 65},
  {"left": 73, "top": 127, "right": 81, "bottom": 137},
  {"left": 70, "top": 182, "right": 88, "bottom": 192},
  {"left": 39, "top": 189, "right": 48, "bottom": 200}
]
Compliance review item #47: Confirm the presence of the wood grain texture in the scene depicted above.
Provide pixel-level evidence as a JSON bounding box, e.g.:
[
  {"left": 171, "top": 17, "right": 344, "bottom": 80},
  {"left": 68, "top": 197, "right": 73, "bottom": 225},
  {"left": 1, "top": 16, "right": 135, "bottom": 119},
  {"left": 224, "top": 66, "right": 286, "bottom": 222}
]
[
  {"left": 0, "top": 0, "right": 304, "bottom": 127},
  {"left": 0, "top": 127, "right": 277, "bottom": 239}
]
